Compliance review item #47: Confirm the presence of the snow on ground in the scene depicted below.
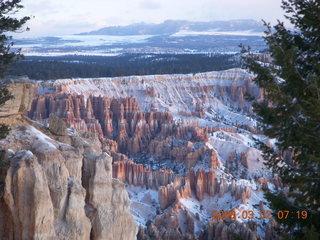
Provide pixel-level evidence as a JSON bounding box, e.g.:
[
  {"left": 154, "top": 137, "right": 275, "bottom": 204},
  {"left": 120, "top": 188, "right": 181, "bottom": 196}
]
[
  {"left": 43, "top": 68, "right": 255, "bottom": 112},
  {"left": 172, "top": 30, "right": 263, "bottom": 37},
  {"left": 26, "top": 126, "right": 58, "bottom": 152},
  {"left": 126, "top": 185, "right": 160, "bottom": 226},
  {"left": 179, "top": 192, "right": 253, "bottom": 226},
  {"left": 208, "top": 132, "right": 271, "bottom": 178},
  {"left": 179, "top": 188, "right": 271, "bottom": 238},
  {"left": 21, "top": 51, "right": 122, "bottom": 57},
  {"left": 37, "top": 68, "right": 274, "bottom": 238},
  {"left": 15, "top": 34, "right": 153, "bottom": 50},
  {"left": 125, "top": 168, "right": 272, "bottom": 236}
]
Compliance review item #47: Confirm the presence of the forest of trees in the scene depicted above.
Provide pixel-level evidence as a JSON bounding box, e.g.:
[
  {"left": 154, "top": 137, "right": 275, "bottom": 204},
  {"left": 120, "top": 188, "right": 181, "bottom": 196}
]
[{"left": 8, "top": 53, "right": 240, "bottom": 80}]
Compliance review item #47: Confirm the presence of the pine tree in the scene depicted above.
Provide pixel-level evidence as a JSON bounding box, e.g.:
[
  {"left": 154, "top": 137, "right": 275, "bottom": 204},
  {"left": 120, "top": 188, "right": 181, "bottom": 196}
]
[
  {"left": 0, "top": 0, "right": 30, "bottom": 139},
  {"left": 242, "top": 0, "right": 320, "bottom": 239}
]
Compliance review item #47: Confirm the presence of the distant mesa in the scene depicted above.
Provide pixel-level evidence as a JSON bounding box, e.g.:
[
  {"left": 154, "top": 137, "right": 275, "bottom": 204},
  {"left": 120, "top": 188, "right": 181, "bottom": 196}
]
[{"left": 78, "top": 19, "right": 265, "bottom": 36}]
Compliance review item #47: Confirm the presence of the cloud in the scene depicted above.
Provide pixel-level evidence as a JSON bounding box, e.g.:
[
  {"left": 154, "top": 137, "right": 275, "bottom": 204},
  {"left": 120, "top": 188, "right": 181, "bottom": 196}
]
[
  {"left": 139, "top": 0, "right": 162, "bottom": 10},
  {"left": 15, "top": 0, "right": 286, "bottom": 37}
]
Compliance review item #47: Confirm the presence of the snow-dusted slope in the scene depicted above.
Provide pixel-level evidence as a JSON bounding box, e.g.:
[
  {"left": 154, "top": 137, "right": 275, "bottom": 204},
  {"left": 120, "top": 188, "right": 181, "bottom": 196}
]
[
  {"left": 41, "top": 68, "right": 261, "bottom": 128},
  {"left": 34, "top": 68, "right": 277, "bottom": 239}
]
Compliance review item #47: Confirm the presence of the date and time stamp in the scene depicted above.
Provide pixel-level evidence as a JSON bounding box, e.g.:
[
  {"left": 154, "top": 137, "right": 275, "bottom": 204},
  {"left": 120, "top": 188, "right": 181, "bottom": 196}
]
[{"left": 211, "top": 210, "right": 309, "bottom": 221}]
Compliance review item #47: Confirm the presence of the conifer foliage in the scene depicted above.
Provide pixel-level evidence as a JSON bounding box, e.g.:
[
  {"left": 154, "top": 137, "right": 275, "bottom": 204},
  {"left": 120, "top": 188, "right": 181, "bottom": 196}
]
[
  {"left": 0, "top": 0, "right": 29, "bottom": 139},
  {"left": 243, "top": 0, "right": 320, "bottom": 239}
]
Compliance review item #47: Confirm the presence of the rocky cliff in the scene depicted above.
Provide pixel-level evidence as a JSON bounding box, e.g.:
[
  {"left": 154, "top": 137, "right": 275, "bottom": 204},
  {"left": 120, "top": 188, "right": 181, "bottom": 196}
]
[
  {"left": 0, "top": 77, "right": 36, "bottom": 117},
  {"left": 0, "top": 122, "right": 137, "bottom": 240}
]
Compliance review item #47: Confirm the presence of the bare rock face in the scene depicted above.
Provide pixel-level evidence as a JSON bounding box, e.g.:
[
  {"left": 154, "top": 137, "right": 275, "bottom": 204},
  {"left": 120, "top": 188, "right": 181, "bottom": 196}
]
[
  {"left": 158, "top": 168, "right": 255, "bottom": 210},
  {"left": 0, "top": 124, "right": 137, "bottom": 240},
  {"left": 113, "top": 160, "right": 175, "bottom": 189},
  {"left": 0, "top": 79, "right": 35, "bottom": 117},
  {"left": 49, "top": 115, "right": 68, "bottom": 136},
  {"left": 158, "top": 169, "right": 217, "bottom": 209},
  {"left": 138, "top": 202, "right": 200, "bottom": 240},
  {"left": 29, "top": 95, "right": 170, "bottom": 143},
  {"left": 101, "top": 138, "right": 118, "bottom": 152},
  {"left": 1, "top": 150, "right": 91, "bottom": 240},
  {"left": 158, "top": 177, "right": 192, "bottom": 210},
  {"left": 3, "top": 150, "right": 56, "bottom": 240},
  {"left": 85, "top": 153, "right": 136, "bottom": 240},
  {"left": 153, "top": 207, "right": 196, "bottom": 240},
  {"left": 188, "top": 168, "right": 216, "bottom": 201},
  {"left": 149, "top": 137, "right": 219, "bottom": 170},
  {"left": 240, "top": 152, "right": 249, "bottom": 168},
  {"left": 56, "top": 177, "right": 91, "bottom": 240}
]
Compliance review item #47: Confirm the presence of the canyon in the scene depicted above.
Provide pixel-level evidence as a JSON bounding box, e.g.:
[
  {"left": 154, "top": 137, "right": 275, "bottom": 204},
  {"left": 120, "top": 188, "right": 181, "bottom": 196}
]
[{"left": 0, "top": 68, "right": 278, "bottom": 240}]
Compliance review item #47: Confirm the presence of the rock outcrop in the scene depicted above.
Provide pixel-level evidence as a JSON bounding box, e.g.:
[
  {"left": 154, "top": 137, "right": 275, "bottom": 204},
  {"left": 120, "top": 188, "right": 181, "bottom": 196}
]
[
  {"left": 3, "top": 150, "right": 57, "bottom": 240},
  {"left": 188, "top": 169, "right": 216, "bottom": 201},
  {"left": 112, "top": 160, "right": 175, "bottom": 189},
  {"left": 0, "top": 123, "right": 137, "bottom": 240},
  {"left": 0, "top": 78, "right": 35, "bottom": 117},
  {"left": 139, "top": 205, "right": 198, "bottom": 240},
  {"left": 148, "top": 137, "right": 219, "bottom": 169},
  {"left": 85, "top": 153, "right": 136, "bottom": 240},
  {"left": 158, "top": 177, "right": 192, "bottom": 209},
  {"left": 158, "top": 169, "right": 253, "bottom": 210},
  {"left": 158, "top": 169, "right": 216, "bottom": 209}
]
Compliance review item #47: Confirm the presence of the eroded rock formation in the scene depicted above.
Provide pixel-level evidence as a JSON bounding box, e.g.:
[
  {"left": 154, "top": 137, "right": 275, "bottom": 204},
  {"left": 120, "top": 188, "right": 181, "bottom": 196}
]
[
  {"left": 139, "top": 205, "right": 198, "bottom": 240},
  {"left": 158, "top": 169, "right": 254, "bottom": 210},
  {"left": 0, "top": 123, "right": 137, "bottom": 240},
  {"left": 207, "top": 220, "right": 261, "bottom": 240},
  {"left": 0, "top": 78, "right": 35, "bottom": 117},
  {"left": 1, "top": 69, "right": 277, "bottom": 240},
  {"left": 45, "top": 68, "right": 263, "bottom": 115},
  {"left": 112, "top": 160, "right": 175, "bottom": 189},
  {"left": 28, "top": 94, "right": 218, "bottom": 170}
]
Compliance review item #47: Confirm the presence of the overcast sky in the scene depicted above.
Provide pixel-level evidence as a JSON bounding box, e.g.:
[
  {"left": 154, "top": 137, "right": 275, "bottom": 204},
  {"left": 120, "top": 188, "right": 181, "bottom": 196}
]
[{"left": 16, "top": 0, "right": 286, "bottom": 37}]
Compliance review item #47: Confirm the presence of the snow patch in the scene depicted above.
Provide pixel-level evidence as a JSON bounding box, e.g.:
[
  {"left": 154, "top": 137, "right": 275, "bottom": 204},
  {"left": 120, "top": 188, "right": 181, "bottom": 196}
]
[{"left": 27, "top": 126, "right": 57, "bottom": 152}]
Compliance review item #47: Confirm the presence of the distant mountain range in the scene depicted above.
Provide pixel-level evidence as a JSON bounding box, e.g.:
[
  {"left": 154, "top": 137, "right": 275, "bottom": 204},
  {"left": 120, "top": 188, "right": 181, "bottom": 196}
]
[
  {"left": 14, "top": 19, "right": 266, "bottom": 57},
  {"left": 79, "top": 19, "right": 265, "bottom": 36}
]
